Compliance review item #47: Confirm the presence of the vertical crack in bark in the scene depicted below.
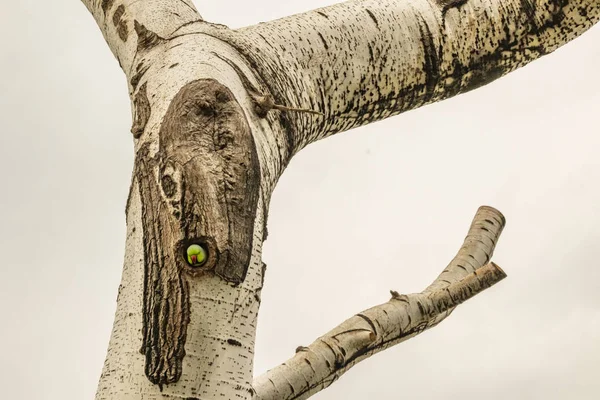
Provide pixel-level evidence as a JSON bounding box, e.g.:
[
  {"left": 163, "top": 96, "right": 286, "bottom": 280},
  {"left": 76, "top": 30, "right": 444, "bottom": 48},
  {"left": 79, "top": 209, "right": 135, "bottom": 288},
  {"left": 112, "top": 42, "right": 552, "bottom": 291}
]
[{"left": 136, "top": 79, "right": 260, "bottom": 388}]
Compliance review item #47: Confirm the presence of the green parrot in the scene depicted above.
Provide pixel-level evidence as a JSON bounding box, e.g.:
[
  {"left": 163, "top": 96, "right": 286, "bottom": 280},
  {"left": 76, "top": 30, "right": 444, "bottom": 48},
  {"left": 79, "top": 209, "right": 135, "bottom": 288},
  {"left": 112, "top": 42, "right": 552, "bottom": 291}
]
[{"left": 186, "top": 244, "right": 207, "bottom": 266}]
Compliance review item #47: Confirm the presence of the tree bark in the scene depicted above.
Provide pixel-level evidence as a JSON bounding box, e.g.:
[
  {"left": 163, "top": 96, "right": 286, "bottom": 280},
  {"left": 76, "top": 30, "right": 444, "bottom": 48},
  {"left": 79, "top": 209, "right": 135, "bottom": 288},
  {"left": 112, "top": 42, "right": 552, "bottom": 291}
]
[
  {"left": 79, "top": 0, "right": 600, "bottom": 399},
  {"left": 252, "top": 206, "right": 506, "bottom": 400}
]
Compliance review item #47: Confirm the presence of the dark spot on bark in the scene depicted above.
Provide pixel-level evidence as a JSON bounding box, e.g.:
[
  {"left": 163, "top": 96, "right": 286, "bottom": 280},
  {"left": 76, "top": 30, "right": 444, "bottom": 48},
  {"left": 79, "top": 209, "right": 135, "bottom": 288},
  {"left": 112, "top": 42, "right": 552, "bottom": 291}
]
[
  {"left": 169, "top": 63, "right": 180, "bottom": 69},
  {"left": 196, "top": 101, "right": 216, "bottom": 117},
  {"left": 131, "top": 83, "right": 151, "bottom": 138},
  {"left": 117, "top": 24, "right": 129, "bottom": 42},
  {"left": 260, "top": 261, "right": 267, "bottom": 287},
  {"left": 316, "top": 11, "right": 329, "bottom": 19},
  {"left": 317, "top": 32, "right": 329, "bottom": 50},
  {"left": 134, "top": 20, "right": 165, "bottom": 51},
  {"left": 113, "top": 5, "right": 128, "bottom": 42},
  {"left": 101, "top": 0, "right": 115, "bottom": 15},
  {"left": 113, "top": 5, "right": 125, "bottom": 27},
  {"left": 227, "top": 338, "right": 242, "bottom": 347},
  {"left": 215, "top": 88, "right": 231, "bottom": 103},
  {"left": 365, "top": 9, "right": 379, "bottom": 28},
  {"left": 436, "top": 0, "right": 468, "bottom": 12},
  {"left": 161, "top": 175, "right": 176, "bottom": 198},
  {"left": 131, "top": 62, "right": 150, "bottom": 90}
]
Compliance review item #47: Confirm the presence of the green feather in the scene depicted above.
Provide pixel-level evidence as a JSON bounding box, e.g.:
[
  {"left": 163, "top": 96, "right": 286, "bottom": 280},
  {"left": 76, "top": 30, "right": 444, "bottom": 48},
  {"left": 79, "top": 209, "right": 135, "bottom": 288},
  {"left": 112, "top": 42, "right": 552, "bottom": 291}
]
[{"left": 186, "top": 244, "right": 207, "bottom": 266}]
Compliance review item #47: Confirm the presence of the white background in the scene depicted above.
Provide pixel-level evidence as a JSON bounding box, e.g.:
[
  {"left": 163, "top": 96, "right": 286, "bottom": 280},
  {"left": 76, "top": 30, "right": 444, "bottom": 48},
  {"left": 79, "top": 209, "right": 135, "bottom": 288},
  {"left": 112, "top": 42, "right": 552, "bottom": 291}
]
[{"left": 0, "top": 1, "right": 599, "bottom": 399}]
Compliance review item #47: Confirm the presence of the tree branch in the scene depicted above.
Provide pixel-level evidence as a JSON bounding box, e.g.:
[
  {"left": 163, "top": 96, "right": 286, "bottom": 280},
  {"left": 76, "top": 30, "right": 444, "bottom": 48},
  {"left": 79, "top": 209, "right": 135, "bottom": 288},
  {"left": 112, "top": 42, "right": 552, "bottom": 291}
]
[
  {"left": 218, "top": 0, "right": 600, "bottom": 151},
  {"left": 252, "top": 206, "right": 507, "bottom": 400},
  {"left": 80, "top": 0, "right": 202, "bottom": 78}
]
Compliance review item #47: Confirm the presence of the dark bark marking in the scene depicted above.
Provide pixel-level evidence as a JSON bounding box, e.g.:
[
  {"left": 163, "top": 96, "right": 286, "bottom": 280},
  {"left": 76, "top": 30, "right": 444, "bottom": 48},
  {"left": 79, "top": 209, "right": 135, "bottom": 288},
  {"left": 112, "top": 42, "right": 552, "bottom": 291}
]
[
  {"left": 131, "top": 62, "right": 150, "bottom": 90},
  {"left": 131, "top": 83, "right": 151, "bottom": 138},
  {"left": 436, "top": 0, "right": 468, "bottom": 12},
  {"left": 101, "top": 0, "right": 115, "bottom": 15},
  {"left": 112, "top": 5, "right": 128, "bottom": 42},
  {"left": 417, "top": 16, "right": 439, "bottom": 101},
  {"left": 356, "top": 313, "right": 377, "bottom": 337},
  {"left": 169, "top": 63, "right": 180, "bottom": 69},
  {"left": 316, "top": 11, "right": 329, "bottom": 19},
  {"left": 365, "top": 9, "right": 379, "bottom": 29},
  {"left": 227, "top": 338, "right": 242, "bottom": 346},
  {"left": 521, "top": 0, "right": 567, "bottom": 37},
  {"left": 137, "top": 79, "right": 260, "bottom": 387},
  {"left": 134, "top": 20, "right": 166, "bottom": 52},
  {"left": 317, "top": 32, "right": 329, "bottom": 50}
]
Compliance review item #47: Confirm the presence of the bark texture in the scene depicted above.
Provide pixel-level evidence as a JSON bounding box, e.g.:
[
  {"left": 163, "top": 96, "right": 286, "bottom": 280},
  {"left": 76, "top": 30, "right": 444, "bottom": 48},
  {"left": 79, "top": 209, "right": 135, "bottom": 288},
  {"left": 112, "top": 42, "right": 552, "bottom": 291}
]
[
  {"left": 252, "top": 206, "right": 506, "bottom": 400},
  {"left": 223, "top": 0, "right": 599, "bottom": 150},
  {"left": 78, "top": 0, "right": 600, "bottom": 399}
]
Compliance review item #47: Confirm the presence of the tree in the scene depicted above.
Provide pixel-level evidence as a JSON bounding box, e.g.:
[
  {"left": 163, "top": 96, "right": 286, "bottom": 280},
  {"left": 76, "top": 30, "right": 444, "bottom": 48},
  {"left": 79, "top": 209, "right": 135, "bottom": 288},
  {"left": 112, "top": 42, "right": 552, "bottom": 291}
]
[{"left": 1, "top": 1, "right": 598, "bottom": 399}]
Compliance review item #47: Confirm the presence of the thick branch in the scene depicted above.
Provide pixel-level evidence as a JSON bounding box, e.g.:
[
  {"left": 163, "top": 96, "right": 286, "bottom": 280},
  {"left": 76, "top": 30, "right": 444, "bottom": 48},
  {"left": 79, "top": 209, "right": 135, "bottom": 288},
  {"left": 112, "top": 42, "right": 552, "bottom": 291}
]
[
  {"left": 80, "top": 0, "right": 202, "bottom": 78},
  {"left": 252, "top": 206, "right": 507, "bottom": 400},
  {"left": 222, "top": 0, "right": 600, "bottom": 151}
]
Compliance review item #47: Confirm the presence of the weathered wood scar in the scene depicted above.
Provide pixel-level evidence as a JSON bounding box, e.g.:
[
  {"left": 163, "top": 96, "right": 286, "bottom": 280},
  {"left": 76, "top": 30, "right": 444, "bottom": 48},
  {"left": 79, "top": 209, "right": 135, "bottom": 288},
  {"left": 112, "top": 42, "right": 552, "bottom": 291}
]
[{"left": 134, "top": 79, "right": 260, "bottom": 388}]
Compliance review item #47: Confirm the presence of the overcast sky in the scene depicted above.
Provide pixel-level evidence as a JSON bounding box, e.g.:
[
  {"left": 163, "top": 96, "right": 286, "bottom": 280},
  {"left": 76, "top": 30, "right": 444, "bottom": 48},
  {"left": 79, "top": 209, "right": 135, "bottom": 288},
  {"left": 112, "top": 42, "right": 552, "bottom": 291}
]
[{"left": 1, "top": 1, "right": 599, "bottom": 399}]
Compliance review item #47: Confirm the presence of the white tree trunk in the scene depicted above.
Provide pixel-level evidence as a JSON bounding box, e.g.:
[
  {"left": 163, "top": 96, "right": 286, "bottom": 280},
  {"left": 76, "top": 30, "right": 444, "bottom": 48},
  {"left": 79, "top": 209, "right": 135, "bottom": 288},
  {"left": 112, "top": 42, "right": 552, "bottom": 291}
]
[{"left": 79, "top": 0, "right": 599, "bottom": 399}]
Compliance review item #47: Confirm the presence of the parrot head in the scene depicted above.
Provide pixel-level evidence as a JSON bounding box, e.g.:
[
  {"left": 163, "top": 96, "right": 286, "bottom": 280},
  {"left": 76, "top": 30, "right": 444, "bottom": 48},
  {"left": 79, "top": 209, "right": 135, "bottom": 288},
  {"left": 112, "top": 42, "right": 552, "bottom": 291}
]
[{"left": 186, "top": 244, "right": 207, "bottom": 267}]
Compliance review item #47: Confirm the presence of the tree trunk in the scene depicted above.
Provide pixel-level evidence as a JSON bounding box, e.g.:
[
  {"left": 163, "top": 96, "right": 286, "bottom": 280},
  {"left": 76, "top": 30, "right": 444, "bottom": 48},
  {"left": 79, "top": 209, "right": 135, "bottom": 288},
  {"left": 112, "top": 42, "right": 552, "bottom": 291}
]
[{"left": 79, "top": 0, "right": 600, "bottom": 399}]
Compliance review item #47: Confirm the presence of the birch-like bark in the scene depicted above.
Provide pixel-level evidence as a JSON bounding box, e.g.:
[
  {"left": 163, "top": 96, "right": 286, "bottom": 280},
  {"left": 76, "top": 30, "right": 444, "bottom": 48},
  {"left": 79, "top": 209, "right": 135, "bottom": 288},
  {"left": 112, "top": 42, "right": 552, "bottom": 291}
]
[
  {"left": 252, "top": 206, "right": 506, "bottom": 400},
  {"left": 82, "top": 2, "right": 288, "bottom": 399},
  {"left": 219, "top": 0, "right": 599, "bottom": 150},
  {"left": 78, "top": 0, "right": 600, "bottom": 399}
]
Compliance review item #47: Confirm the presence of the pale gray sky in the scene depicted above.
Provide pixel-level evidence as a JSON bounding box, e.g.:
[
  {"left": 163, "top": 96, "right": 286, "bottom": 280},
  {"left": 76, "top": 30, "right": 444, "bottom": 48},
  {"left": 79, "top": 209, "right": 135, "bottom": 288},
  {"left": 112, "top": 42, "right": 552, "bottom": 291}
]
[{"left": 1, "top": 1, "right": 599, "bottom": 399}]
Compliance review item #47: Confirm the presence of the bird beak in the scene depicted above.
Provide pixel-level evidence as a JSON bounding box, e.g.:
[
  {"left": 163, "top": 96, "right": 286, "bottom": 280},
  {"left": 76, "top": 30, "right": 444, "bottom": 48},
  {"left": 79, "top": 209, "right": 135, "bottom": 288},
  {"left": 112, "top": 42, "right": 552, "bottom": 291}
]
[{"left": 191, "top": 254, "right": 197, "bottom": 264}]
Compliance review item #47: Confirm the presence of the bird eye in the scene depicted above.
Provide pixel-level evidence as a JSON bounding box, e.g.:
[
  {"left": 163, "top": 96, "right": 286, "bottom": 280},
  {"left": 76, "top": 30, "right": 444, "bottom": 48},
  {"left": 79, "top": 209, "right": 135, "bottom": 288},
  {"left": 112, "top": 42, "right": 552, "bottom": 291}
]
[{"left": 186, "top": 244, "right": 207, "bottom": 267}]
